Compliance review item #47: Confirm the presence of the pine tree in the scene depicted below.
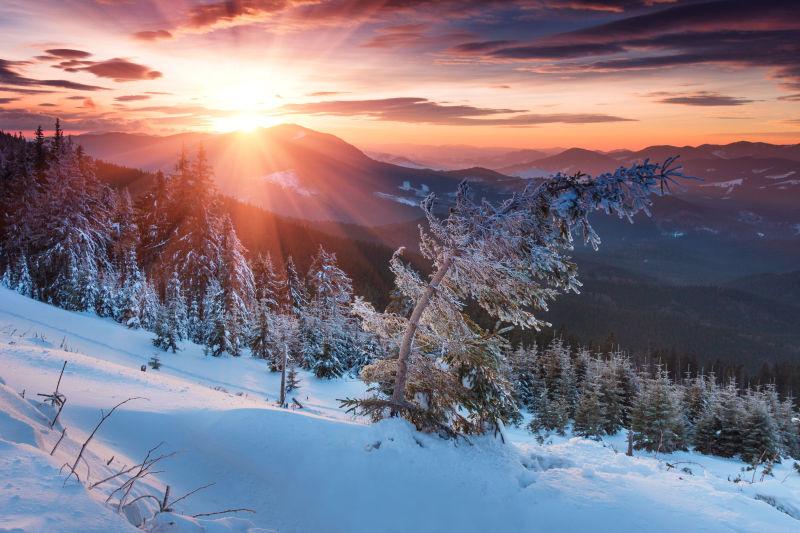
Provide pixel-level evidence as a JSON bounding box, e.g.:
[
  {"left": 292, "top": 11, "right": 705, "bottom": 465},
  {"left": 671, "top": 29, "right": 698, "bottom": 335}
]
[
  {"left": 682, "top": 371, "right": 709, "bottom": 440},
  {"left": 573, "top": 365, "right": 606, "bottom": 440},
  {"left": 347, "top": 158, "right": 684, "bottom": 430},
  {"left": 286, "top": 364, "right": 301, "bottom": 393},
  {"left": 249, "top": 297, "right": 278, "bottom": 366},
  {"left": 303, "top": 246, "right": 362, "bottom": 378},
  {"left": 139, "top": 281, "right": 161, "bottom": 331},
  {"left": 153, "top": 271, "right": 187, "bottom": 353},
  {"left": 508, "top": 344, "right": 538, "bottom": 408},
  {"left": 694, "top": 380, "right": 744, "bottom": 457},
  {"left": 202, "top": 278, "right": 227, "bottom": 357},
  {"left": 13, "top": 254, "right": 32, "bottom": 297},
  {"left": 215, "top": 216, "right": 255, "bottom": 357},
  {"left": 135, "top": 170, "right": 172, "bottom": 272},
  {"left": 252, "top": 252, "right": 283, "bottom": 311},
  {"left": 741, "top": 390, "right": 779, "bottom": 464},
  {"left": 22, "top": 133, "right": 114, "bottom": 311},
  {"left": 630, "top": 368, "right": 685, "bottom": 453},
  {"left": 161, "top": 147, "right": 223, "bottom": 312}
]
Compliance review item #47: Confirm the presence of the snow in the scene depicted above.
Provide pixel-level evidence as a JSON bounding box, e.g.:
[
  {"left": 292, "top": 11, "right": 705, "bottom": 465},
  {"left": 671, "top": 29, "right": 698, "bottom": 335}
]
[
  {"left": 1, "top": 287, "right": 799, "bottom": 532},
  {"left": 766, "top": 171, "right": 796, "bottom": 180},
  {"left": 261, "top": 170, "right": 314, "bottom": 197},
  {"left": 700, "top": 178, "right": 743, "bottom": 189},
  {"left": 374, "top": 191, "right": 419, "bottom": 206}
]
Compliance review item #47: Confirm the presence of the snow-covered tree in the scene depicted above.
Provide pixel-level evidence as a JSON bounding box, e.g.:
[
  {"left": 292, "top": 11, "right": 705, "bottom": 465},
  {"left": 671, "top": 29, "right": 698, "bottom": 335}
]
[
  {"left": 740, "top": 390, "right": 779, "bottom": 464},
  {"left": 573, "top": 364, "right": 606, "bottom": 440},
  {"left": 303, "top": 246, "right": 363, "bottom": 378},
  {"left": 346, "top": 158, "right": 685, "bottom": 434},
  {"left": 529, "top": 339, "right": 575, "bottom": 436},
  {"left": 507, "top": 344, "right": 538, "bottom": 408},
  {"left": 249, "top": 296, "right": 279, "bottom": 367},
  {"left": 215, "top": 216, "right": 255, "bottom": 357},
  {"left": 252, "top": 252, "right": 284, "bottom": 311},
  {"left": 270, "top": 313, "right": 298, "bottom": 407},
  {"left": 153, "top": 271, "right": 187, "bottom": 353},
  {"left": 630, "top": 368, "right": 685, "bottom": 452},
  {"left": 694, "top": 380, "right": 744, "bottom": 457},
  {"left": 139, "top": 281, "right": 161, "bottom": 331}
]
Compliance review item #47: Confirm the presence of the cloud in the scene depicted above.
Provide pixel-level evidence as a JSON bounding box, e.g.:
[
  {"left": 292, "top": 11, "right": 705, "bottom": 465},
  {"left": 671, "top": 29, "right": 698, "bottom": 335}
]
[
  {"left": 0, "top": 108, "right": 138, "bottom": 132},
  {"left": 529, "top": 1, "right": 679, "bottom": 13},
  {"left": 448, "top": 1, "right": 800, "bottom": 91},
  {"left": 57, "top": 58, "right": 163, "bottom": 82},
  {"left": 1, "top": 58, "right": 107, "bottom": 91},
  {"left": 647, "top": 90, "right": 753, "bottom": 106},
  {"left": 307, "top": 91, "right": 348, "bottom": 97},
  {"left": 133, "top": 30, "right": 173, "bottom": 41},
  {"left": 115, "top": 94, "right": 151, "bottom": 102},
  {"left": 280, "top": 96, "right": 632, "bottom": 125},
  {"left": 43, "top": 49, "right": 92, "bottom": 59},
  {"left": 0, "top": 97, "right": 19, "bottom": 104}
]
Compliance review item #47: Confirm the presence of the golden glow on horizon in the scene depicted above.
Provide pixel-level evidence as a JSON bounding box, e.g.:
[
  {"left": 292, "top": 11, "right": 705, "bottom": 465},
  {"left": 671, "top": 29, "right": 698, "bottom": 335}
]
[{"left": 207, "top": 82, "right": 284, "bottom": 133}]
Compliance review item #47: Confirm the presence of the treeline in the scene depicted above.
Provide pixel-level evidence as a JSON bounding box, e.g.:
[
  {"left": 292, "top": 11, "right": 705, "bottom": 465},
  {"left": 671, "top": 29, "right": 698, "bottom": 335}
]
[
  {"left": 512, "top": 339, "right": 800, "bottom": 462},
  {"left": 0, "top": 124, "right": 378, "bottom": 378}
]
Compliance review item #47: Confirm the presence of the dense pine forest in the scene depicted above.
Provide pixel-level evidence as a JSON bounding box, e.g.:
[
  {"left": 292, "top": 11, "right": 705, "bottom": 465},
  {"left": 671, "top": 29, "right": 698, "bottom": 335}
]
[{"left": 1, "top": 124, "right": 798, "bottom": 465}]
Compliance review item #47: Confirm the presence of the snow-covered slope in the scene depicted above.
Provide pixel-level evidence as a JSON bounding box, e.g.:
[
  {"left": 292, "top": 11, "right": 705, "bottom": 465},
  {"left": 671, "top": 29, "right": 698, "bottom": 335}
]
[{"left": 1, "top": 287, "right": 798, "bottom": 532}]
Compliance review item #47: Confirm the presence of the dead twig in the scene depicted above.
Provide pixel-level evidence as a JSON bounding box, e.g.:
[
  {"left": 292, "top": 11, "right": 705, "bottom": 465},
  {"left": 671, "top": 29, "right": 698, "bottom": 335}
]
[
  {"left": 63, "top": 396, "right": 144, "bottom": 486},
  {"left": 50, "top": 428, "right": 66, "bottom": 456},
  {"left": 37, "top": 360, "right": 68, "bottom": 428},
  {"left": 192, "top": 508, "right": 255, "bottom": 518},
  {"left": 167, "top": 482, "right": 215, "bottom": 509}
]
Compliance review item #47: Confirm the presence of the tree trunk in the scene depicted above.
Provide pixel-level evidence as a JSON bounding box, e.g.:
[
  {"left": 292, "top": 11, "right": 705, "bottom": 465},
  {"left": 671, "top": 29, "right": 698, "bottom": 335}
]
[
  {"left": 279, "top": 344, "right": 288, "bottom": 407},
  {"left": 391, "top": 255, "right": 453, "bottom": 411}
]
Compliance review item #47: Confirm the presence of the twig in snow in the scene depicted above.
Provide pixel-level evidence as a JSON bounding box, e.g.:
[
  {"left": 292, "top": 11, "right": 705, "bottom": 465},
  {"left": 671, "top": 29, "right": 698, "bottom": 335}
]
[
  {"left": 192, "top": 508, "right": 255, "bottom": 518},
  {"left": 167, "top": 482, "right": 215, "bottom": 509},
  {"left": 63, "top": 396, "right": 144, "bottom": 486}
]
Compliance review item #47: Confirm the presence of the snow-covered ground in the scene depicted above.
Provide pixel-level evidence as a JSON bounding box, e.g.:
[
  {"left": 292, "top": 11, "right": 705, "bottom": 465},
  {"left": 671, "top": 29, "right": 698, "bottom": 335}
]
[{"left": 1, "top": 287, "right": 798, "bottom": 532}]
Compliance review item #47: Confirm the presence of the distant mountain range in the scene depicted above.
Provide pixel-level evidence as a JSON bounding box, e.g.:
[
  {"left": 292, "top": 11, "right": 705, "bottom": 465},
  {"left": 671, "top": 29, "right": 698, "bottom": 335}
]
[
  {"left": 77, "top": 125, "right": 799, "bottom": 242},
  {"left": 77, "top": 125, "right": 516, "bottom": 226}
]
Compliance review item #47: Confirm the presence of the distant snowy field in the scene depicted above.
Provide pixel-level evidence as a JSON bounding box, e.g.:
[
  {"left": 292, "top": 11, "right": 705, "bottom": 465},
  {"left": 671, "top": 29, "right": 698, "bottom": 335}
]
[{"left": 0, "top": 287, "right": 798, "bottom": 532}]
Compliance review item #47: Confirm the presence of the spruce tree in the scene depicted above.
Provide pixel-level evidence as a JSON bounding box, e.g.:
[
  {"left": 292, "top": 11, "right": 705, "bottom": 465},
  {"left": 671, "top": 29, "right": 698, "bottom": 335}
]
[
  {"left": 153, "top": 271, "right": 187, "bottom": 353},
  {"left": 573, "top": 365, "right": 606, "bottom": 440},
  {"left": 630, "top": 368, "right": 685, "bottom": 453},
  {"left": 741, "top": 390, "right": 779, "bottom": 464}
]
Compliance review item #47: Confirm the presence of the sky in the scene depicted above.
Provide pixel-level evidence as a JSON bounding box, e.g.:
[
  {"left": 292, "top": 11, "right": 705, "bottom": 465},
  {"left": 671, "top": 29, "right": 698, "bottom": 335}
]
[{"left": 1, "top": 0, "right": 799, "bottom": 150}]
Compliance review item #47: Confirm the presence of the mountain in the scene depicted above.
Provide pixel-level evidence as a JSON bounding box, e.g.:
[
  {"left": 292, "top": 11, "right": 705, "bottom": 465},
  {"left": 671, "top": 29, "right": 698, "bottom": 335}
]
[
  {"left": 726, "top": 270, "right": 800, "bottom": 307},
  {"left": 80, "top": 126, "right": 800, "bottom": 240},
  {"left": 500, "top": 148, "right": 620, "bottom": 177},
  {"left": 78, "top": 125, "right": 518, "bottom": 225}
]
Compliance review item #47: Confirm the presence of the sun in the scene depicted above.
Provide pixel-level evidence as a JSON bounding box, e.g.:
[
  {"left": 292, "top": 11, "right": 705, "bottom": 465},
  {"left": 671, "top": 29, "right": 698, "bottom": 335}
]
[
  {"left": 212, "top": 113, "right": 264, "bottom": 133},
  {"left": 207, "top": 82, "right": 285, "bottom": 133}
]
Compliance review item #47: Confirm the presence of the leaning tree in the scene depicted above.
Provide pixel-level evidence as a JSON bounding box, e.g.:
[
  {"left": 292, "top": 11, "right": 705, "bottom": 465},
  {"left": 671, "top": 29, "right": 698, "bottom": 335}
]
[{"left": 346, "top": 158, "right": 687, "bottom": 434}]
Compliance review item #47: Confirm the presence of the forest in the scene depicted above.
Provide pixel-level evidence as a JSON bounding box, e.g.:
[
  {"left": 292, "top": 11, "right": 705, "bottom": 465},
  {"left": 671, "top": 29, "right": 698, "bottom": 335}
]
[{"left": 1, "top": 123, "right": 798, "bottom": 465}]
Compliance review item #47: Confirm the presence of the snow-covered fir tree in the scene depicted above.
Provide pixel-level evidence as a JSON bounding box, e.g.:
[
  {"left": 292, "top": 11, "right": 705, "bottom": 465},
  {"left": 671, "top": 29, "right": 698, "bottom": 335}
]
[
  {"left": 572, "top": 362, "right": 606, "bottom": 440},
  {"left": 694, "top": 379, "right": 744, "bottom": 458},
  {"left": 346, "top": 158, "right": 685, "bottom": 435},
  {"left": 153, "top": 271, "right": 187, "bottom": 353},
  {"left": 303, "top": 246, "right": 362, "bottom": 378},
  {"left": 740, "top": 389, "right": 780, "bottom": 464},
  {"left": 529, "top": 339, "right": 575, "bottom": 436},
  {"left": 507, "top": 344, "right": 538, "bottom": 409},
  {"left": 630, "top": 367, "right": 685, "bottom": 453}
]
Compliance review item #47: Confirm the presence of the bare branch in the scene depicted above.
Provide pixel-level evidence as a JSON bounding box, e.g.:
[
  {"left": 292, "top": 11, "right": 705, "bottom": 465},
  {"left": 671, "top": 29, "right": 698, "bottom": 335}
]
[
  {"left": 192, "top": 508, "right": 255, "bottom": 518},
  {"left": 168, "top": 482, "right": 215, "bottom": 508},
  {"left": 63, "top": 397, "right": 144, "bottom": 485}
]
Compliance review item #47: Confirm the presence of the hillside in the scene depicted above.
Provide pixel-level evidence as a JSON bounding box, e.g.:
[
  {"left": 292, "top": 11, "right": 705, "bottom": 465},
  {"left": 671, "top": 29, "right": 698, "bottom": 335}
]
[{"left": 1, "top": 288, "right": 799, "bottom": 532}]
